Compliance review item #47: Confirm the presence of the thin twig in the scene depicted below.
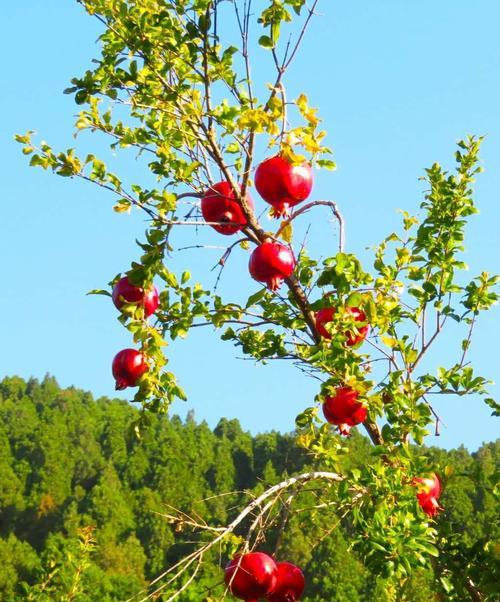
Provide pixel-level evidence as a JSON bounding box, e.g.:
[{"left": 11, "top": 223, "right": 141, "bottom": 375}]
[
  {"left": 276, "top": 200, "right": 345, "bottom": 252},
  {"left": 283, "top": 0, "right": 320, "bottom": 70}
]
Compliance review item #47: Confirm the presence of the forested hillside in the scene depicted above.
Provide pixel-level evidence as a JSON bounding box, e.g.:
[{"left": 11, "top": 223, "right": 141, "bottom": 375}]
[{"left": 0, "top": 375, "right": 497, "bottom": 601}]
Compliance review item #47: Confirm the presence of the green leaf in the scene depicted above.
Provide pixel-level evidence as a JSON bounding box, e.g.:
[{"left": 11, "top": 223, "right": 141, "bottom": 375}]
[
  {"left": 316, "top": 159, "right": 336, "bottom": 170},
  {"left": 29, "top": 154, "right": 47, "bottom": 169},
  {"left": 246, "top": 288, "right": 267, "bottom": 308},
  {"left": 417, "top": 542, "right": 439, "bottom": 557},
  {"left": 295, "top": 407, "right": 315, "bottom": 428},
  {"left": 279, "top": 222, "right": 293, "bottom": 244},
  {"left": 258, "top": 35, "right": 274, "bottom": 49},
  {"left": 346, "top": 292, "right": 363, "bottom": 307},
  {"left": 484, "top": 397, "right": 500, "bottom": 416},
  {"left": 439, "top": 576, "right": 454, "bottom": 594}
]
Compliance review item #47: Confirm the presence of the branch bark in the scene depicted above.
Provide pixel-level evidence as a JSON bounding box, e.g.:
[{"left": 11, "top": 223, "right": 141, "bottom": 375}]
[{"left": 464, "top": 577, "right": 484, "bottom": 602}]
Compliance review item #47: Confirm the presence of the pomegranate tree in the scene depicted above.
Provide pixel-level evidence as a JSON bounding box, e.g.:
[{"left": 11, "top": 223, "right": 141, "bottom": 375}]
[{"left": 19, "top": 0, "right": 499, "bottom": 600}]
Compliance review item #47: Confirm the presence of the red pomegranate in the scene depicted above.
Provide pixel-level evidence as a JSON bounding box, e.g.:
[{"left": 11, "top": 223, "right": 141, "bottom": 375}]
[
  {"left": 255, "top": 155, "right": 313, "bottom": 217},
  {"left": 249, "top": 241, "right": 296, "bottom": 291},
  {"left": 112, "top": 349, "right": 148, "bottom": 390},
  {"left": 413, "top": 473, "right": 442, "bottom": 517},
  {"left": 112, "top": 276, "right": 159, "bottom": 318},
  {"left": 417, "top": 494, "right": 441, "bottom": 518},
  {"left": 315, "top": 306, "right": 369, "bottom": 346},
  {"left": 224, "top": 552, "right": 278, "bottom": 601},
  {"left": 267, "top": 562, "right": 305, "bottom": 602},
  {"left": 414, "top": 473, "right": 441, "bottom": 499},
  {"left": 322, "top": 386, "right": 367, "bottom": 435},
  {"left": 201, "top": 181, "right": 253, "bottom": 235}
]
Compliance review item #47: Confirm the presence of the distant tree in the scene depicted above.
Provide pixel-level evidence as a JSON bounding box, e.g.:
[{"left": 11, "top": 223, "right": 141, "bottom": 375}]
[
  {"left": 0, "top": 534, "right": 39, "bottom": 602},
  {"left": 23, "top": 527, "right": 96, "bottom": 602},
  {"left": 0, "top": 377, "right": 498, "bottom": 599},
  {"left": 305, "top": 531, "right": 368, "bottom": 602}
]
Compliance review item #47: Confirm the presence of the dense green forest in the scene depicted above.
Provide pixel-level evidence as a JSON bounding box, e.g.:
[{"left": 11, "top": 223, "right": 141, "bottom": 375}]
[{"left": 0, "top": 375, "right": 498, "bottom": 601}]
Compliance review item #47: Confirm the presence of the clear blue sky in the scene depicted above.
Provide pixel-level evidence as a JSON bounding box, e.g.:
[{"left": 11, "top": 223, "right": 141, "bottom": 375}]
[{"left": 2, "top": 1, "right": 499, "bottom": 450}]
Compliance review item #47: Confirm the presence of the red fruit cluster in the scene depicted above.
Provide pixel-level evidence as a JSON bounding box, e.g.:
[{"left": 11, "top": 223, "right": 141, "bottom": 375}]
[
  {"left": 110, "top": 275, "right": 160, "bottom": 390},
  {"left": 224, "top": 552, "right": 305, "bottom": 602},
  {"left": 413, "top": 473, "right": 442, "bottom": 517},
  {"left": 322, "top": 386, "right": 367, "bottom": 436},
  {"left": 109, "top": 157, "right": 312, "bottom": 389},
  {"left": 200, "top": 156, "right": 314, "bottom": 291},
  {"left": 315, "top": 305, "right": 369, "bottom": 346},
  {"left": 255, "top": 155, "right": 313, "bottom": 217}
]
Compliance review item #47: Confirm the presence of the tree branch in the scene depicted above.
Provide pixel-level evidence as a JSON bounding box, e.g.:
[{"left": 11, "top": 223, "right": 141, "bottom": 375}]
[
  {"left": 464, "top": 577, "right": 484, "bottom": 602},
  {"left": 127, "top": 471, "right": 349, "bottom": 602},
  {"left": 277, "top": 200, "right": 345, "bottom": 252}
]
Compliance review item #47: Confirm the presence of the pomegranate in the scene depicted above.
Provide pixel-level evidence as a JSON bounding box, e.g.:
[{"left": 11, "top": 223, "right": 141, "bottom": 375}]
[
  {"left": 315, "top": 306, "right": 369, "bottom": 346},
  {"left": 249, "top": 241, "right": 296, "bottom": 291},
  {"left": 413, "top": 473, "right": 442, "bottom": 517},
  {"left": 254, "top": 155, "right": 313, "bottom": 217},
  {"left": 413, "top": 473, "right": 441, "bottom": 499},
  {"left": 224, "top": 552, "right": 278, "bottom": 601},
  {"left": 322, "top": 386, "right": 367, "bottom": 435},
  {"left": 112, "top": 276, "right": 159, "bottom": 317},
  {"left": 417, "top": 494, "right": 441, "bottom": 518},
  {"left": 201, "top": 181, "right": 252, "bottom": 235},
  {"left": 267, "top": 562, "right": 305, "bottom": 602},
  {"left": 112, "top": 349, "right": 148, "bottom": 390}
]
